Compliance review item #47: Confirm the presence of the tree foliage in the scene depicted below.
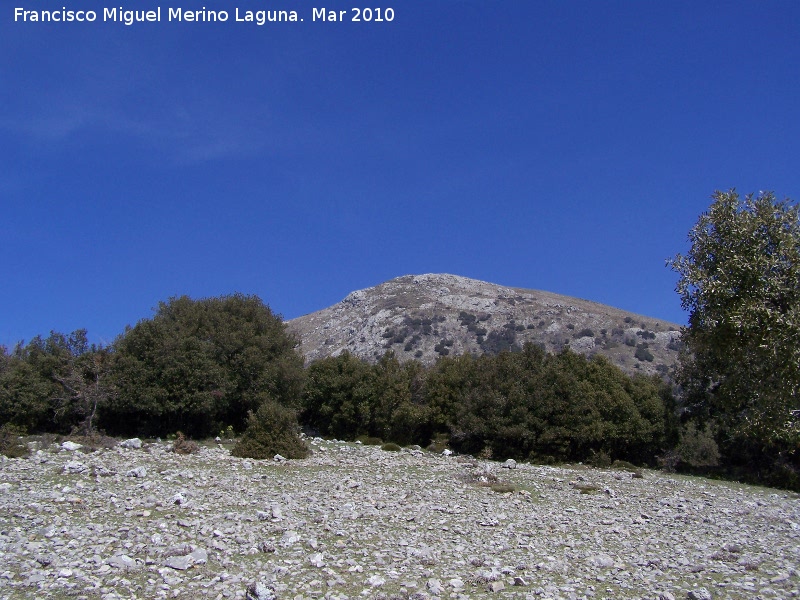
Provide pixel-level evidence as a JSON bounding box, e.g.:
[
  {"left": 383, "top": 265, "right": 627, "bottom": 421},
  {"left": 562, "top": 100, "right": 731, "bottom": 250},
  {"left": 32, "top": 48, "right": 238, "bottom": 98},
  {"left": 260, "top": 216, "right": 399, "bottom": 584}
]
[
  {"left": 301, "top": 351, "right": 427, "bottom": 445},
  {"left": 669, "top": 190, "right": 800, "bottom": 453},
  {"left": 302, "top": 344, "right": 673, "bottom": 465},
  {"left": 432, "top": 345, "right": 671, "bottom": 463},
  {"left": 0, "top": 330, "right": 108, "bottom": 433},
  {"left": 106, "top": 294, "right": 303, "bottom": 438}
]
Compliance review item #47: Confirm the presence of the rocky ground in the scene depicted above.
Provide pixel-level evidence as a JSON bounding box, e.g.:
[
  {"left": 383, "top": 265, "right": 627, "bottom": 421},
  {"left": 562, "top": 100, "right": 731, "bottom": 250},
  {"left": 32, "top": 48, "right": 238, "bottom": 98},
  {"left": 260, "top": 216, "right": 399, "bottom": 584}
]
[{"left": 1, "top": 438, "right": 798, "bottom": 600}]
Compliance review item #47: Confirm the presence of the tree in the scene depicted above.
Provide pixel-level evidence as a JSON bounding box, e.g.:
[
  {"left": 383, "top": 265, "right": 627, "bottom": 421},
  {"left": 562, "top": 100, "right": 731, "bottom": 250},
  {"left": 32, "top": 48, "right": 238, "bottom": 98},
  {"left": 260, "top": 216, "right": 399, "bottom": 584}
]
[
  {"left": 53, "top": 346, "right": 112, "bottom": 435},
  {"left": 669, "top": 190, "right": 800, "bottom": 456},
  {"left": 106, "top": 294, "right": 304, "bottom": 437},
  {"left": 301, "top": 352, "right": 374, "bottom": 439},
  {"left": 0, "top": 330, "right": 103, "bottom": 433}
]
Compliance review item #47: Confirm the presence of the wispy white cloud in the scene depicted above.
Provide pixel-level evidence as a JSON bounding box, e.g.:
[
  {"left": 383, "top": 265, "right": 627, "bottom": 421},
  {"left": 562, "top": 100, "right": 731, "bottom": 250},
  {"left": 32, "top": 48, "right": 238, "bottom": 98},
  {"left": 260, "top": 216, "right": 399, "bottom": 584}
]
[
  {"left": 0, "top": 39, "right": 281, "bottom": 165},
  {"left": 2, "top": 92, "right": 271, "bottom": 164}
]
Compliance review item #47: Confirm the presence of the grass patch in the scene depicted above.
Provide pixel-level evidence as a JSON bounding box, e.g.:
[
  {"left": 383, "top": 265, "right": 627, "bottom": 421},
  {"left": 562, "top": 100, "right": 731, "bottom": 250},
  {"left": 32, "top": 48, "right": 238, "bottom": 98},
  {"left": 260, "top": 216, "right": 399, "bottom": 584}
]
[
  {"left": 490, "top": 483, "right": 516, "bottom": 493},
  {"left": 356, "top": 436, "right": 383, "bottom": 446},
  {"left": 573, "top": 483, "right": 601, "bottom": 494}
]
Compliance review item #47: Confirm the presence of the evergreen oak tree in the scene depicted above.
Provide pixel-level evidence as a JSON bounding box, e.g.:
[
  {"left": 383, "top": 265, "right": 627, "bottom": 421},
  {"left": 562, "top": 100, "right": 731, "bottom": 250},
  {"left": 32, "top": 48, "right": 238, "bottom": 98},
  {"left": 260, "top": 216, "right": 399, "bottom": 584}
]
[
  {"left": 106, "top": 294, "right": 303, "bottom": 437},
  {"left": 669, "top": 190, "right": 800, "bottom": 466}
]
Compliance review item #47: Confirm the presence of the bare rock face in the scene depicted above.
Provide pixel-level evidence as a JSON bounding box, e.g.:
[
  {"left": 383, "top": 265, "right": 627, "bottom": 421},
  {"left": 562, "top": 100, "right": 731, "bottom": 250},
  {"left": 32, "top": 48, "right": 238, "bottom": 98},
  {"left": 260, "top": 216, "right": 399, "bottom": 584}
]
[{"left": 288, "top": 273, "right": 682, "bottom": 375}]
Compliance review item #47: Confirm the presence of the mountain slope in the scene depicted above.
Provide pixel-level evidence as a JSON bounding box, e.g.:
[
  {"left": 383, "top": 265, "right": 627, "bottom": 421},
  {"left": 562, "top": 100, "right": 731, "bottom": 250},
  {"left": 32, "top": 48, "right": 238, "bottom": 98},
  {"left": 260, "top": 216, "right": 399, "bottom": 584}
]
[{"left": 287, "top": 274, "right": 682, "bottom": 376}]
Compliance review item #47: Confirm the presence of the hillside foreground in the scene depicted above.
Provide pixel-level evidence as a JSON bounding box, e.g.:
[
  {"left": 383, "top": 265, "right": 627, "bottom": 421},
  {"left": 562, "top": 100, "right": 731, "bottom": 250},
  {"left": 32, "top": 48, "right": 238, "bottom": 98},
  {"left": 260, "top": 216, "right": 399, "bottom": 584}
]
[{"left": 1, "top": 439, "right": 798, "bottom": 600}]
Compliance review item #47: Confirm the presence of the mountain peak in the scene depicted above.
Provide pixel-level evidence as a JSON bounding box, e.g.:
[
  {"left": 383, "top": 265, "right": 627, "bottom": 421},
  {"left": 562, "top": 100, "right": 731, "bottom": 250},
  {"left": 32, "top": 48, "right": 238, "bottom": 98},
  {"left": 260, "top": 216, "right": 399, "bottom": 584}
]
[{"left": 288, "top": 274, "right": 681, "bottom": 375}]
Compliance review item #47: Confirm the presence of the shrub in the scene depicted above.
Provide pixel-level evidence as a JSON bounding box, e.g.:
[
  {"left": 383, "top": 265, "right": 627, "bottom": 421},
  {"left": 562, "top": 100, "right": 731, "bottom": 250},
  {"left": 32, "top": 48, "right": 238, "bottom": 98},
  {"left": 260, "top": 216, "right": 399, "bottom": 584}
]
[
  {"left": 0, "top": 423, "right": 29, "bottom": 458},
  {"left": 458, "top": 466, "right": 498, "bottom": 485},
  {"left": 479, "top": 328, "right": 519, "bottom": 355},
  {"left": 666, "top": 338, "right": 684, "bottom": 351},
  {"left": 357, "top": 436, "right": 383, "bottom": 445},
  {"left": 635, "top": 345, "right": 654, "bottom": 362},
  {"left": 588, "top": 449, "right": 612, "bottom": 468},
  {"left": 427, "top": 433, "right": 449, "bottom": 453},
  {"left": 172, "top": 432, "right": 200, "bottom": 455},
  {"left": 657, "top": 450, "right": 680, "bottom": 472},
  {"left": 675, "top": 422, "right": 720, "bottom": 468},
  {"left": 381, "top": 442, "right": 402, "bottom": 452},
  {"left": 611, "top": 460, "right": 643, "bottom": 478},
  {"left": 458, "top": 312, "right": 477, "bottom": 326},
  {"left": 577, "top": 328, "right": 594, "bottom": 338},
  {"left": 231, "top": 401, "right": 309, "bottom": 460},
  {"left": 69, "top": 429, "right": 117, "bottom": 452}
]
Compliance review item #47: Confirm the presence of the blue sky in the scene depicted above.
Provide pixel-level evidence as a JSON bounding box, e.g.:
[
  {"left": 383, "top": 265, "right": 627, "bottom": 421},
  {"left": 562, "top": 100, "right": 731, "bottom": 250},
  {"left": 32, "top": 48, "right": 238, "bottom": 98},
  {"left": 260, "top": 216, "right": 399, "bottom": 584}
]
[{"left": 2, "top": 1, "right": 799, "bottom": 347}]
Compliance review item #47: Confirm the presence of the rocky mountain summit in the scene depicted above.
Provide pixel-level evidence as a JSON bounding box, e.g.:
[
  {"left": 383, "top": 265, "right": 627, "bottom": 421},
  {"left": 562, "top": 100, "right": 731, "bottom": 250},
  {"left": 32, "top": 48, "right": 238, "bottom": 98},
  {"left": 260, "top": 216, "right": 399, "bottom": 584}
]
[
  {"left": 288, "top": 274, "right": 682, "bottom": 376},
  {"left": 1, "top": 438, "right": 799, "bottom": 600}
]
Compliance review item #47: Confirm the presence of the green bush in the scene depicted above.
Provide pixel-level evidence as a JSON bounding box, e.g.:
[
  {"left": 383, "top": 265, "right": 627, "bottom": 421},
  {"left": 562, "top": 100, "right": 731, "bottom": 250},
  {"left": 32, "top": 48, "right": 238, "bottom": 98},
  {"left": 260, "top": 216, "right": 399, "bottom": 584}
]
[
  {"left": 635, "top": 344, "right": 654, "bottom": 362},
  {"left": 357, "top": 435, "right": 383, "bottom": 445},
  {"left": 675, "top": 422, "right": 720, "bottom": 468},
  {"left": 588, "top": 449, "right": 612, "bottom": 468},
  {"left": 231, "top": 400, "right": 308, "bottom": 460},
  {"left": 381, "top": 442, "right": 402, "bottom": 451},
  {"left": 0, "top": 423, "right": 29, "bottom": 458}
]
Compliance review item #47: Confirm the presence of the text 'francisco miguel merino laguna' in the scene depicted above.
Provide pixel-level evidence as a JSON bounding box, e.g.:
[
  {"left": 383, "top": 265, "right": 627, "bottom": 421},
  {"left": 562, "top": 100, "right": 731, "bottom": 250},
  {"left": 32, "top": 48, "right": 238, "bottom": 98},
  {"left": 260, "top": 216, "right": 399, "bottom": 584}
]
[{"left": 14, "top": 7, "right": 396, "bottom": 25}]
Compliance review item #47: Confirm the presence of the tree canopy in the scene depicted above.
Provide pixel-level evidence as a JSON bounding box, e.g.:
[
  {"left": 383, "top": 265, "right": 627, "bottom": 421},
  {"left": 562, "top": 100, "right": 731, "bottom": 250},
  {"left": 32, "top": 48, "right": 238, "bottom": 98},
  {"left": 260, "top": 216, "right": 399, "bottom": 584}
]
[
  {"left": 669, "top": 190, "right": 800, "bottom": 463},
  {"left": 105, "top": 294, "right": 304, "bottom": 437}
]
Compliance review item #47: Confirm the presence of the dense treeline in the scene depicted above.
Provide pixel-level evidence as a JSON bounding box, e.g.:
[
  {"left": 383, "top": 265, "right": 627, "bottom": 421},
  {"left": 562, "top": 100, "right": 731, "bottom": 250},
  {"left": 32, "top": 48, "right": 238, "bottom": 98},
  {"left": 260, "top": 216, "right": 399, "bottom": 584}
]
[
  {"left": 1, "top": 290, "right": 676, "bottom": 467},
  {"left": 1, "top": 315, "right": 676, "bottom": 466},
  {"left": 302, "top": 346, "right": 676, "bottom": 465},
  {"left": 0, "top": 294, "right": 303, "bottom": 439},
  {"left": 1, "top": 252, "right": 797, "bottom": 489}
]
